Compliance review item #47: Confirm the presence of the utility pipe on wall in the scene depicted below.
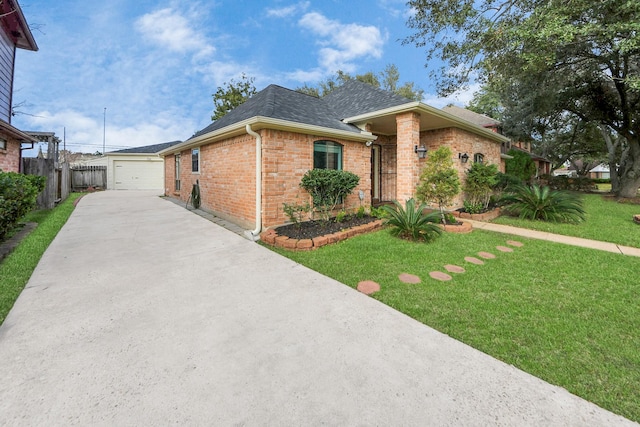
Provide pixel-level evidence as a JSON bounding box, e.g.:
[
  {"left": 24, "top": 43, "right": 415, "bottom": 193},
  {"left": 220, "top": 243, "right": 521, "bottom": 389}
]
[{"left": 245, "top": 124, "right": 262, "bottom": 241}]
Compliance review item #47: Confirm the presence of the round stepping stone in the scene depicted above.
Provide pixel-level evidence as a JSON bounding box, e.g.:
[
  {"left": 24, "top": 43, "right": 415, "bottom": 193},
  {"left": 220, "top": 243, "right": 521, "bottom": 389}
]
[
  {"left": 357, "top": 281, "right": 380, "bottom": 295},
  {"left": 496, "top": 246, "right": 513, "bottom": 252},
  {"left": 429, "top": 271, "right": 452, "bottom": 281},
  {"left": 399, "top": 273, "right": 421, "bottom": 284},
  {"left": 464, "top": 256, "right": 484, "bottom": 265},
  {"left": 444, "top": 264, "right": 465, "bottom": 273},
  {"left": 478, "top": 251, "right": 496, "bottom": 259},
  {"left": 507, "top": 240, "right": 524, "bottom": 247}
]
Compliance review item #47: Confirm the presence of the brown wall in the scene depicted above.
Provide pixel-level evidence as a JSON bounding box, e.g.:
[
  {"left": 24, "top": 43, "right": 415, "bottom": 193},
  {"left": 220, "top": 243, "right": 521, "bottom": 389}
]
[
  {"left": 165, "top": 129, "right": 371, "bottom": 230},
  {"left": 0, "top": 134, "right": 20, "bottom": 172}
]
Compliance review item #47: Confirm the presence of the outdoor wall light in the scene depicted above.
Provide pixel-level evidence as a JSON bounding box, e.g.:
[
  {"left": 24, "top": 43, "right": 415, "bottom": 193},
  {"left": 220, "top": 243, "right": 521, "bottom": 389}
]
[
  {"left": 415, "top": 145, "right": 427, "bottom": 159},
  {"left": 459, "top": 152, "right": 470, "bottom": 163}
]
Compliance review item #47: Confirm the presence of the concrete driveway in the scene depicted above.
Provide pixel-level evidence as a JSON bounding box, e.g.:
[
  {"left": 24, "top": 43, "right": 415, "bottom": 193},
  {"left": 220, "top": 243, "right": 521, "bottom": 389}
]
[{"left": 0, "top": 191, "right": 635, "bottom": 426}]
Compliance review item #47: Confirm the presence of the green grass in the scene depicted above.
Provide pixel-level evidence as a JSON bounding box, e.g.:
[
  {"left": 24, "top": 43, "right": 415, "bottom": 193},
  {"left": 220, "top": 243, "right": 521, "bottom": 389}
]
[
  {"left": 493, "top": 193, "right": 640, "bottom": 248},
  {"left": 270, "top": 229, "right": 640, "bottom": 422},
  {"left": 0, "top": 193, "right": 82, "bottom": 325}
]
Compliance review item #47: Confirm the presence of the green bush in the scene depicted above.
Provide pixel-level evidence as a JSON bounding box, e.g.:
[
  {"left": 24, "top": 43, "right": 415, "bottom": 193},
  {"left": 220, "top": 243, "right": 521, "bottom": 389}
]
[
  {"left": 500, "top": 184, "right": 586, "bottom": 223},
  {"left": 300, "top": 169, "right": 360, "bottom": 222},
  {"left": 505, "top": 149, "right": 536, "bottom": 182},
  {"left": 415, "top": 146, "right": 461, "bottom": 223},
  {"left": 0, "top": 171, "right": 46, "bottom": 239},
  {"left": 382, "top": 198, "right": 442, "bottom": 242},
  {"left": 463, "top": 162, "right": 499, "bottom": 210},
  {"left": 548, "top": 176, "right": 596, "bottom": 191},
  {"left": 282, "top": 199, "right": 311, "bottom": 228}
]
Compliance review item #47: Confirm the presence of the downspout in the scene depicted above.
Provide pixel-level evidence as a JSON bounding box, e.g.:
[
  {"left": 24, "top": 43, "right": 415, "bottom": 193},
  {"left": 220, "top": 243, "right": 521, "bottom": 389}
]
[{"left": 245, "top": 124, "right": 262, "bottom": 241}]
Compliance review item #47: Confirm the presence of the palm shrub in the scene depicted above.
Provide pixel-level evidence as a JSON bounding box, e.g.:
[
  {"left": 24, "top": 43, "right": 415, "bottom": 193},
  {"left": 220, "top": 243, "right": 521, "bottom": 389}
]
[
  {"left": 500, "top": 184, "right": 586, "bottom": 223},
  {"left": 381, "top": 198, "right": 443, "bottom": 242},
  {"left": 415, "top": 146, "right": 461, "bottom": 224}
]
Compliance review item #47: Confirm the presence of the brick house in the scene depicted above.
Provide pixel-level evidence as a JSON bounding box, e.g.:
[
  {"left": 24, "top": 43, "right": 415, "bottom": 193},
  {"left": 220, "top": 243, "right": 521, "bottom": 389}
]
[
  {"left": 161, "top": 80, "right": 509, "bottom": 238},
  {"left": 0, "top": 0, "right": 38, "bottom": 173}
]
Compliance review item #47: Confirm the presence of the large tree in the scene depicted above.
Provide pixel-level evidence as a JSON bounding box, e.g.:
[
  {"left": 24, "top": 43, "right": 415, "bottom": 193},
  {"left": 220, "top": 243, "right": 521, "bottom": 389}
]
[
  {"left": 211, "top": 73, "right": 257, "bottom": 121},
  {"left": 296, "top": 65, "right": 424, "bottom": 101},
  {"left": 405, "top": 0, "right": 640, "bottom": 197}
]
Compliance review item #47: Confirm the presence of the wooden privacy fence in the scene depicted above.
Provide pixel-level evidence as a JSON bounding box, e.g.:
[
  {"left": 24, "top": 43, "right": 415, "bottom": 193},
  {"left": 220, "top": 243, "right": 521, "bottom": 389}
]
[
  {"left": 70, "top": 165, "right": 107, "bottom": 191},
  {"left": 22, "top": 158, "right": 71, "bottom": 209}
]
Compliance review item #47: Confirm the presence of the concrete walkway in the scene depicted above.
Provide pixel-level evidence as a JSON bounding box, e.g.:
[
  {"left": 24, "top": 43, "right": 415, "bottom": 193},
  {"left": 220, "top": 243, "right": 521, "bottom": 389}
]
[
  {"left": 0, "top": 191, "right": 636, "bottom": 426},
  {"left": 467, "top": 219, "right": 640, "bottom": 257}
]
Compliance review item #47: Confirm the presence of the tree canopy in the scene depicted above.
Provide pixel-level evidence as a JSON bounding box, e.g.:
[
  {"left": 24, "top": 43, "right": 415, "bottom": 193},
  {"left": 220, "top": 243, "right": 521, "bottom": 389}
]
[
  {"left": 406, "top": 0, "right": 640, "bottom": 197},
  {"left": 211, "top": 73, "right": 257, "bottom": 121},
  {"left": 296, "top": 65, "right": 425, "bottom": 101}
]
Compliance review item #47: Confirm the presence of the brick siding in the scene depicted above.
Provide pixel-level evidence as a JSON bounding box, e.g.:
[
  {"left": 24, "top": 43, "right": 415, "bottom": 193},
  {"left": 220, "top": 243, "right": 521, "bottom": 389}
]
[{"left": 0, "top": 135, "right": 20, "bottom": 172}]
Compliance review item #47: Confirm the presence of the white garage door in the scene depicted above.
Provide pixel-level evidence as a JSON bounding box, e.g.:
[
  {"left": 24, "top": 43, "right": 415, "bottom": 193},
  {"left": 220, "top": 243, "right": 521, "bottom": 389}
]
[{"left": 114, "top": 160, "right": 163, "bottom": 190}]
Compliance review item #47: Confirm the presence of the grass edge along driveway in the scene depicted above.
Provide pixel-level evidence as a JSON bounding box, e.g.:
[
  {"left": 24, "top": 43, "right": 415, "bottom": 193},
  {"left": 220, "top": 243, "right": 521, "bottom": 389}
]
[
  {"left": 0, "top": 193, "right": 82, "bottom": 325},
  {"left": 270, "top": 229, "right": 640, "bottom": 423}
]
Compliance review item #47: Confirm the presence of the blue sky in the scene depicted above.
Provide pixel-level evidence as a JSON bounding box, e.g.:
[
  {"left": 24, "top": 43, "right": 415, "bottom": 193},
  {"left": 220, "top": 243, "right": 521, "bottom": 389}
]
[{"left": 14, "top": 0, "right": 478, "bottom": 156}]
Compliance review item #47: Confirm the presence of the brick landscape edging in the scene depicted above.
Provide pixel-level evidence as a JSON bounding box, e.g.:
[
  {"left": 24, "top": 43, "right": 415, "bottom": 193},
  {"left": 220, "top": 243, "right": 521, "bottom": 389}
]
[{"left": 260, "top": 219, "right": 385, "bottom": 251}]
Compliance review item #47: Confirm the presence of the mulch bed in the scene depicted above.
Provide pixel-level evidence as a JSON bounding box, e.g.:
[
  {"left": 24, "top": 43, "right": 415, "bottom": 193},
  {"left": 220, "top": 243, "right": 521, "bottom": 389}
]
[{"left": 276, "top": 215, "right": 379, "bottom": 240}]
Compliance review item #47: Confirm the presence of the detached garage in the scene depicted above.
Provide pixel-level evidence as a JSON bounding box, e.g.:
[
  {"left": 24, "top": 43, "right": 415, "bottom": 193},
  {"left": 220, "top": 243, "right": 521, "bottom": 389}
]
[{"left": 105, "top": 141, "right": 181, "bottom": 191}]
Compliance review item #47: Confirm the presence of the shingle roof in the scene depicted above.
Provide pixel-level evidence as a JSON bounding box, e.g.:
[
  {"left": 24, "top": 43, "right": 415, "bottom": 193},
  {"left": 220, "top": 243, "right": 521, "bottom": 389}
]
[
  {"left": 192, "top": 85, "right": 361, "bottom": 139},
  {"left": 442, "top": 106, "right": 501, "bottom": 128},
  {"left": 323, "top": 79, "right": 413, "bottom": 118},
  {"left": 111, "top": 140, "right": 182, "bottom": 154}
]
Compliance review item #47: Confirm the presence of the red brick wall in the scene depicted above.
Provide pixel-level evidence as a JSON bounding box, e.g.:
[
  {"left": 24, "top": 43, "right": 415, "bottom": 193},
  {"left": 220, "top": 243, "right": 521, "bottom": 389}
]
[
  {"left": 420, "top": 127, "right": 502, "bottom": 208},
  {"left": 164, "top": 129, "right": 371, "bottom": 230},
  {"left": 0, "top": 135, "right": 20, "bottom": 172}
]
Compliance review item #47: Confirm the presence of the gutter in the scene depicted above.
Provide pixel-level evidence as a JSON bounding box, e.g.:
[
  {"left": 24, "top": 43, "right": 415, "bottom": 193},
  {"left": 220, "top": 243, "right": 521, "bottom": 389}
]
[{"left": 244, "top": 124, "right": 262, "bottom": 241}]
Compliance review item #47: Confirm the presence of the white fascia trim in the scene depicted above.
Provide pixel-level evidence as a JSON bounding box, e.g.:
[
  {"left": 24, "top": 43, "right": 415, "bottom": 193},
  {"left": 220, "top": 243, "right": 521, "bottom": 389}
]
[
  {"left": 343, "top": 102, "right": 511, "bottom": 144},
  {"left": 158, "top": 116, "right": 377, "bottom": 156}
]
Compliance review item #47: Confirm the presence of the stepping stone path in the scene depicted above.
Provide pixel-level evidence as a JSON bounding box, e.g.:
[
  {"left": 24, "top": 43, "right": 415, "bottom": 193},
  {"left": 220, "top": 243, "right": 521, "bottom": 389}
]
[
  {"left": 429, "top": 271, "right": 452, "bottom": 281},
  {"left": 464, "top": 256, "right": 485, "bottom": 265},
  {"left": 357, "top": 280, "right": 380, "bottom": 295},
  {"left": 496, "top": 246, "right": 513, "bottom": 252},
  {"left": 399, "top": 273, "right": 421, "bottom": 284},
  {"left": 478, "top": 251, "right": 496, "bottom": 259},
  {"left": 507, "top": 240, "right": 524, "bottom": 247},
  {"left": 444, "top": 264, "right": 465, "bottom": 273}
]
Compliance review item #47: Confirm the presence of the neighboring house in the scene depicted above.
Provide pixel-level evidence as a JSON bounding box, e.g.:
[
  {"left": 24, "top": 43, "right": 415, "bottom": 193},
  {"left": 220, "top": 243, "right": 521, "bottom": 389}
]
[
  {"left": 0, "top": 0, "right": 38, "bottom": 172},
  {"left": 442, "top": 106, "right": 552, "bottom": 177},
  {"left": 84, "top": 141, "right": 181, "bottom": 190},
  {"left": 161, "top": 80, "right": 509, "bottom": 237},
  {"left": 589, "top": 164, "right": 610, "bottom": 180}
]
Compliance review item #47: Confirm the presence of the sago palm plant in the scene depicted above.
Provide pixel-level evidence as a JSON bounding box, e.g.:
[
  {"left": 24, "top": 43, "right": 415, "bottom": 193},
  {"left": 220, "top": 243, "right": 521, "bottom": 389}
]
[
  {"left": 381, "top": 198, "right": 443, "bottom": 242},
  {"left": 500, "top": 184, "right": 586, "bottom": 223}
]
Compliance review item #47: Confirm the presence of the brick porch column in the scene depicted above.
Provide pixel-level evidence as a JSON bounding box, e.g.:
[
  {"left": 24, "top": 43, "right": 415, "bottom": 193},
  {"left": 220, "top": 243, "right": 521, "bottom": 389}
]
[{"left": 396, "top": 112, "right": 421, "bottom": 203}]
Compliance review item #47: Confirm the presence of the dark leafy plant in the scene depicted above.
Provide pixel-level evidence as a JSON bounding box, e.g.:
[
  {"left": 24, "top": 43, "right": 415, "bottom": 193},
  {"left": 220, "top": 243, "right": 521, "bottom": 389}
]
[
  {"left": 381, "top": 198, "right": 443, "bottom": 242},
  {"left": 0, "top": 171, "right": 46, "bottom": 239},
  {"left": 463, "top": 200, "right": 484, "bottom": 214},
  {"left": 505, "top": 149, "right": 536, "bottom": 182},
  {"left": 463, "top": 162, "right": 498, "bottom": 209},
  {"left": 300, "top": 169, "right": 360, "bottom": 222},
  {"left": 500, "top": 184, "right": 586, "bottom": 223}
]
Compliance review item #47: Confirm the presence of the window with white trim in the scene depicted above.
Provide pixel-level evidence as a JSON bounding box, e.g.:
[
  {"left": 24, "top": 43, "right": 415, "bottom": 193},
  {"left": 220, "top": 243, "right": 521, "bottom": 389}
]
[
  {"left": 474, "top": 153, "right": 484, "bottom": 164},
  {"left": 175, "top": 154, "right": 181, "bottom": 191}
]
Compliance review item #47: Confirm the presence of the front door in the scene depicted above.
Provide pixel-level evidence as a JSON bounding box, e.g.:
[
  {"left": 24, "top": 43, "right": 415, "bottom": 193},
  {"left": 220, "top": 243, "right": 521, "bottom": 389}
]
[{"left": 371, "top": 144, "right": 396, "bottom": 205}]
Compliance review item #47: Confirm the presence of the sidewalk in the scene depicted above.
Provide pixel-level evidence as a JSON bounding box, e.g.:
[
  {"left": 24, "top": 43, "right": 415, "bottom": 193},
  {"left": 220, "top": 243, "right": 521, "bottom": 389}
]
[{"left": 467, "top": 219, "right": 640, "bottom": 257}]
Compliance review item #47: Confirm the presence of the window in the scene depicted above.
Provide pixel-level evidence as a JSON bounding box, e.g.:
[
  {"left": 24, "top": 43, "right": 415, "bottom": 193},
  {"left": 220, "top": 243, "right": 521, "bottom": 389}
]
[
  {"left": 474, "top": 153, "right": 484, "bottom": 164},
  {"left": 0, "top": 138, "right": 6, "bottom": 150},
  {"left": 175, "top": 154, "right": 181, "bottom": 191},
  {"left": 313, "top": 140, "right": 342, "bottom": 170},
  {"left": 191, "top": 148, "right": 200, "bottom": 173}
]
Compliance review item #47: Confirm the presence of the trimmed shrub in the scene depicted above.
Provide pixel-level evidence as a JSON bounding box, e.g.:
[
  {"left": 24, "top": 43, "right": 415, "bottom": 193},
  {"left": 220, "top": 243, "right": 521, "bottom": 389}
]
[
  {"left": 416, "top": 146, "right": 461, "bottom": 223},
  {"left": 463, "top": 162, "right": 499, "bottom": 210},
  {"left": 505, "top": 149, "right": 536, "bottom": 182},
  {"left": 547, "top": 176, "right": 596, "bottom": 191},
  {"left": 300, "top": 169, "right": 360, "bottom": 222},
  {"left": 0, "top": 171, "right": 46, "bottom": 239}
]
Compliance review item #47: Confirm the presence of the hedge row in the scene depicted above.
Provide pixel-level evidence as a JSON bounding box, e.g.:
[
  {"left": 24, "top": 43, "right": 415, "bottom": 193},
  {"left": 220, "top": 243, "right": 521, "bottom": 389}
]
[{"left": 0, "top": 171, "right": 46, "bottom": 240}]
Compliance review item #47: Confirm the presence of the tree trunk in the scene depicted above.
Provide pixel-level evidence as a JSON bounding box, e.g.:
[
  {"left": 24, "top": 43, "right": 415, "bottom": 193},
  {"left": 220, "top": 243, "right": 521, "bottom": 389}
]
[
  {"left": 599, "top": 125, "right": 622, "bottom": 194},
  {"left": 617, "top": 137, "right": 640, "bottom": 199}
]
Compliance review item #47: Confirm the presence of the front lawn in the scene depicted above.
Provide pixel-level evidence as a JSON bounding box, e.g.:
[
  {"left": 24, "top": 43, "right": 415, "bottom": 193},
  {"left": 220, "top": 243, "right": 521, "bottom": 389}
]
[
  {"left": 493, "top": 193, "right": 640, "bottom": 248},
  {"left": 0, "top": 193, "right": 82, "bottom": 325},
  {"left": 270, "top": 229, "right": 640, "bottom": 422}
]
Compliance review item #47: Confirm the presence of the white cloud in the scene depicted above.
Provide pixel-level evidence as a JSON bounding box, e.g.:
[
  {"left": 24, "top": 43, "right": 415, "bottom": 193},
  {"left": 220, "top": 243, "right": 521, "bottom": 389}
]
[
  {"left": 299, "top": 12, "right": 385, "bottom": 73},
  {"left": 136, "top": 7, "right": 215, "bottom": 57},
  {"left": 266, "top": 1, "right": 310, "bottom": 18},
  {"left": 422, "top": 82, "right": 481, "bottom": 108}
]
